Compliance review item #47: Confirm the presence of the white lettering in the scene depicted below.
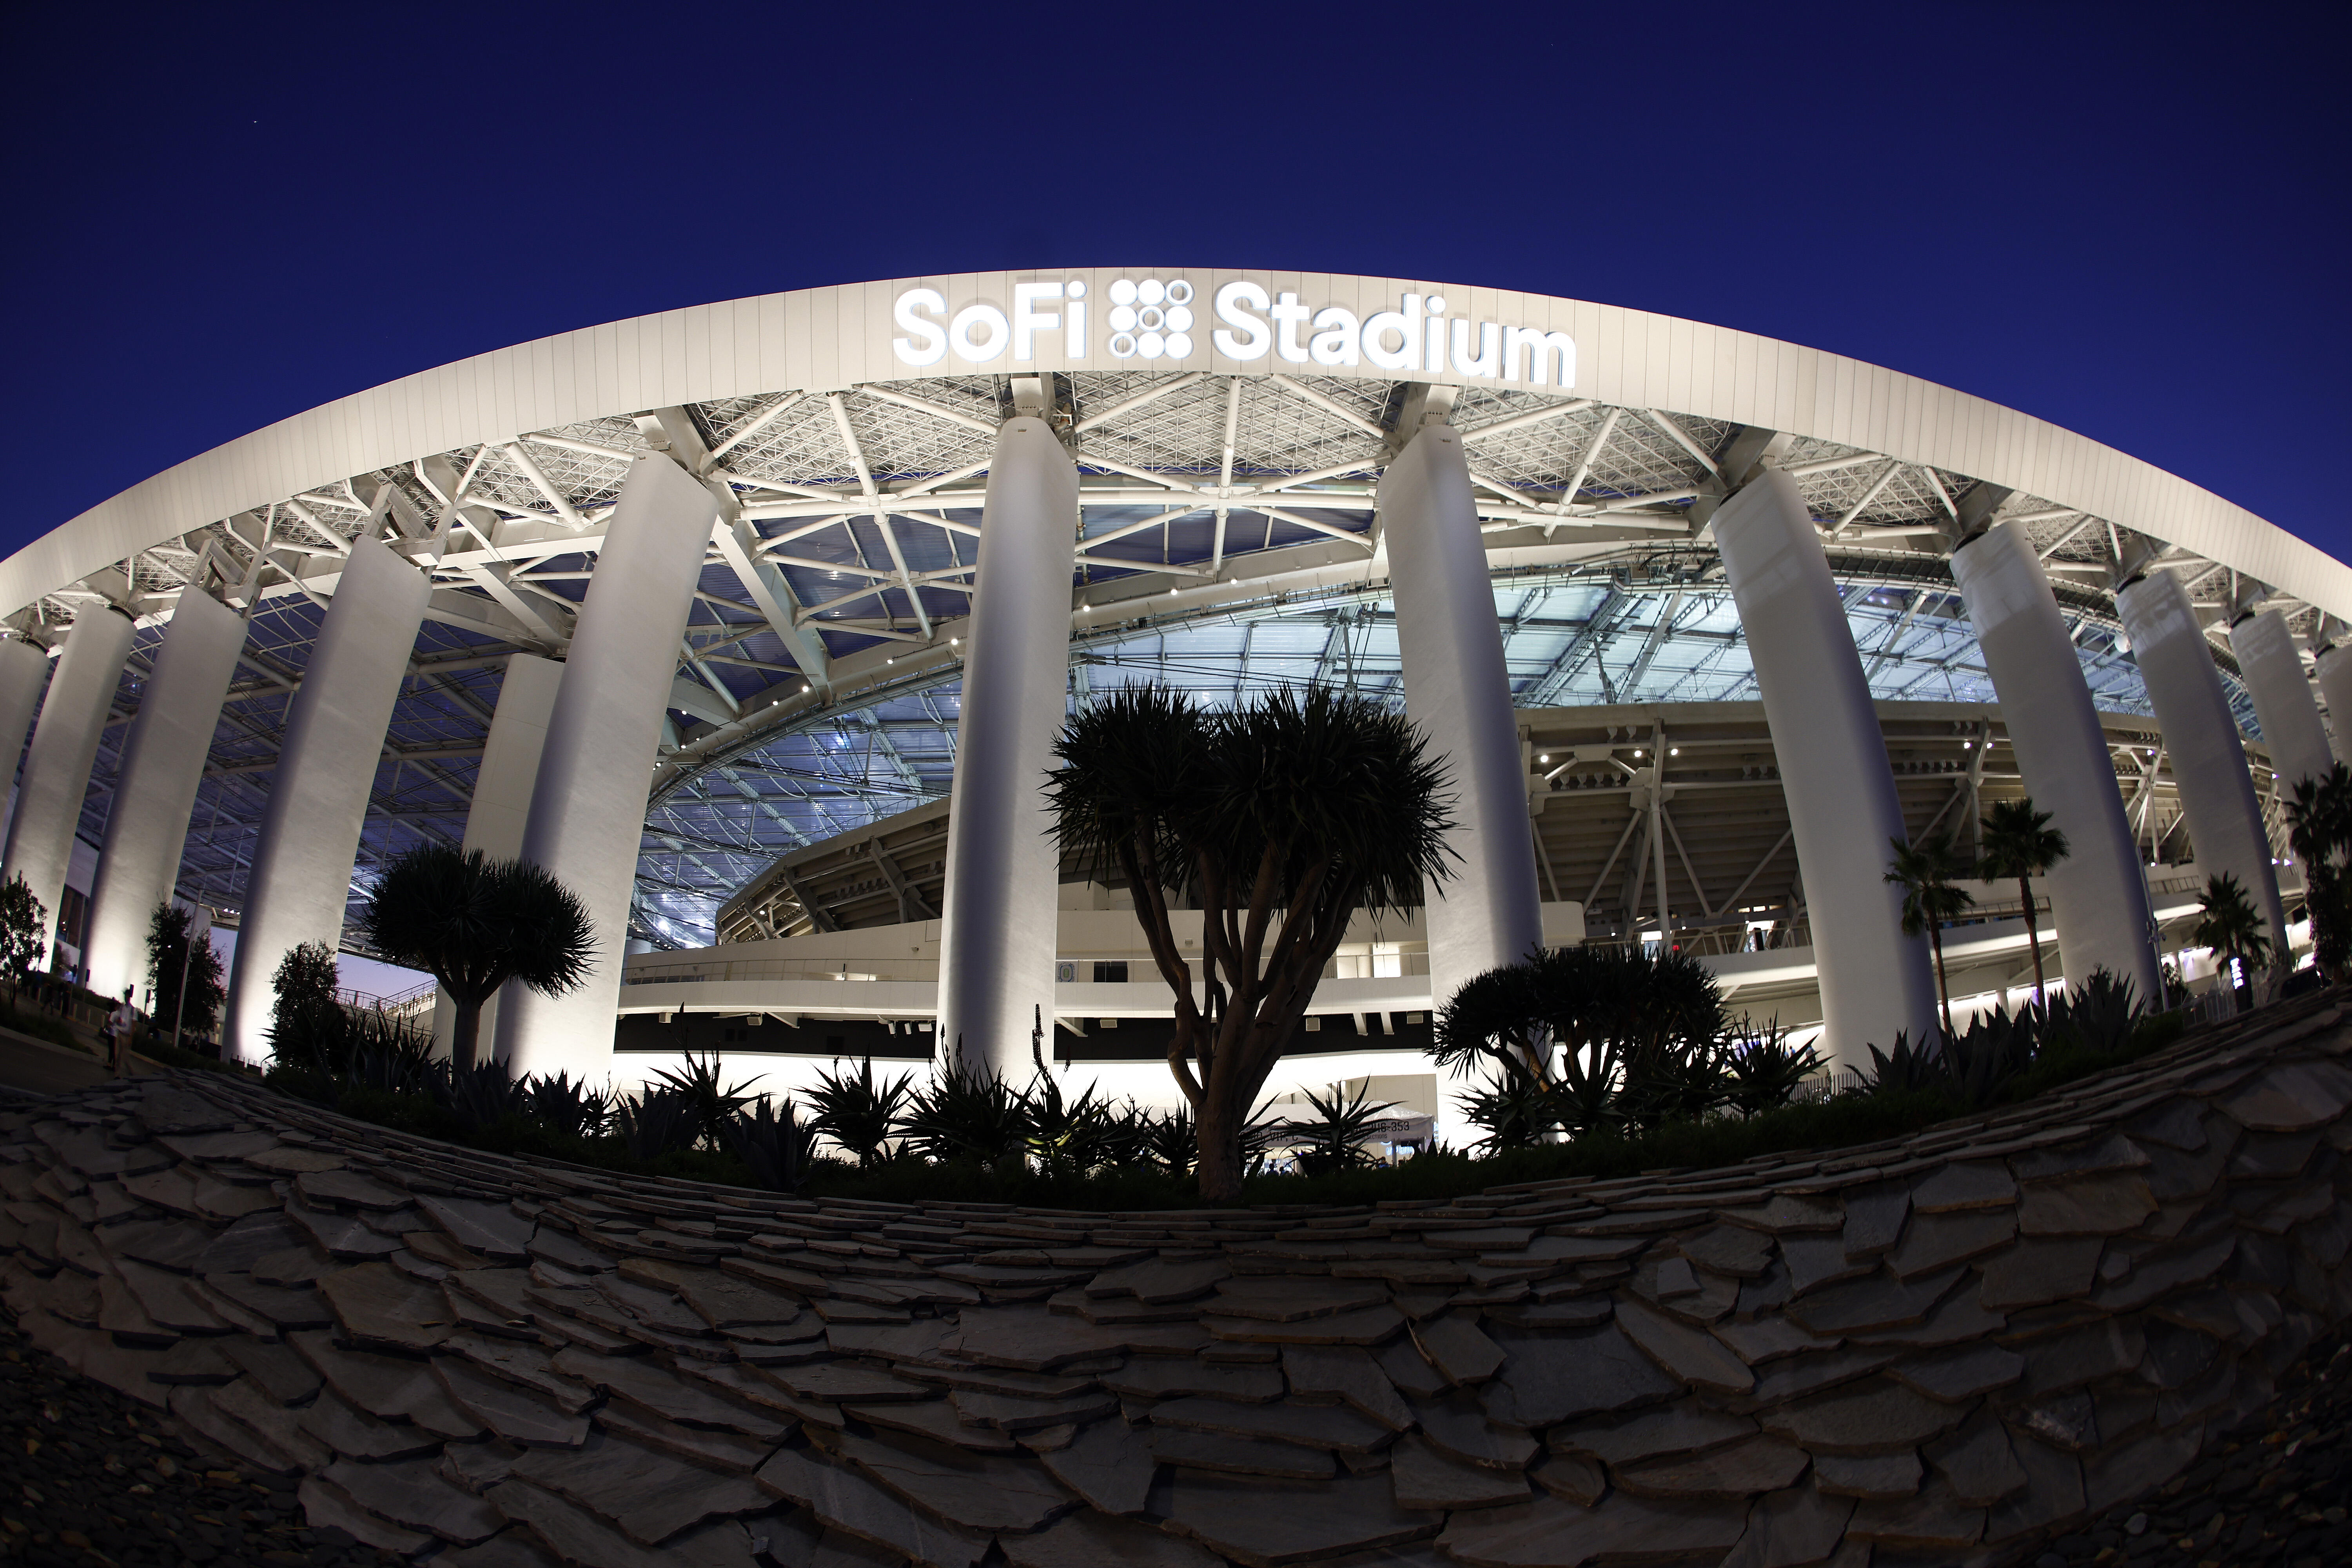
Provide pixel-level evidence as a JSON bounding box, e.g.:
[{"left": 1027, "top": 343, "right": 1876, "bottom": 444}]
[
  {"left": 1423, "top": 295, "right": 1447, "bottom": 373},
  {"left": 1271, "top": 291, "right": 1312, "bottom": 364},
  {"left": 1450, "top": 318, "right": 1501, "bottom": 378},
  {"left": 950, "top": 303, "right": 1011, "bottom": 363},
  {"left": 1066, "top": 279, "right": 1088, "bottom": 359},
  {"left": 1503, "top": 326, "right": 1575, "bottom": 387},
  {"left": 1362, "top": 293, "right": 1422, "bottom": 371},
  {"left": 1213, "top": 280, "right": 1271, "bottom": 360},
  {"left": 1012, "top": 282, "right": 1063, "bottom": 362},
  {"left": 1309, "top": 307, "right": 1360, "bottom": 367},
  {"left": 893, "top": 288, "right": 947, "bottom": 367}
]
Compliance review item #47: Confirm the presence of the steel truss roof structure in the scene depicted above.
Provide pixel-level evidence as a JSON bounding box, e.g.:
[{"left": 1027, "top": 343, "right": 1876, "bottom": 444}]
[{"left": 4, "top": 273, "right": 2332, "bottom": 953}]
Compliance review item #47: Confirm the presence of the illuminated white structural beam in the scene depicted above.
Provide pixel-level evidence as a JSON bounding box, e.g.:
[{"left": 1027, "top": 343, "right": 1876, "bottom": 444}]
[
  {"left": 2229, "top": 609, "right": 2333, "bottom": 794},
  {"left": 2, "top": 605, "right": 136, "bottom": 972},
  {"left": 222, "top": 535, "right": 431, "bottom": 1061},
  {"left": 2114, "top": 569, "right": 2288, "bottom": 953},
  {"left": 2317, "top": 642, "right": 2352, "bottom": 766},
  {"left": 0, "top": 638, "right": 49, "bottom": 840},
  {"left": 497, "top": 457, "right": 720, "bottom": 1078},
  {"left": 430, "top": 652, "right": 563, "bottom": 1060},
  {"left": 1714, "top": 466, "right": 1936, "bottom": 1066},
  {"left": 1383, "top": 422, "right": 1543, "bottom": 1014},
  {"left": 83, "top": 588, "right": 247, "bottom": 1000},
  {"left": 936, "top": 416, "right": 1076, "bottom": 1078},
  {"left": 1951, "top": 522, "right": 2160, "bottom": 1001}
]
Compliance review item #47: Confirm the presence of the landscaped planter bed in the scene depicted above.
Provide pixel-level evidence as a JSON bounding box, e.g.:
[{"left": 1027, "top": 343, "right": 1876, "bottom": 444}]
[{"left": 3, "top": 991, "right": 2348, "bottom": 1568}]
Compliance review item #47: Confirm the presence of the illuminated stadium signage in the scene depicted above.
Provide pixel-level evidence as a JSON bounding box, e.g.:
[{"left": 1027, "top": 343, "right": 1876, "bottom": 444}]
[{"left": 891, "top": 276, "right": 1574, "bottom": 386}]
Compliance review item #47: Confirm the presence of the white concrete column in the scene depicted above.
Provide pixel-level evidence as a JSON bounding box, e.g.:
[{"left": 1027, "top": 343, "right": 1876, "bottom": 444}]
[
  {"left": 495, "top": 458, "right": 718, "bottom": 1079},
  {"left": 1714, "top": 467, "right": 1937, "bottom": 1066},
  {"left": 83, "top": 589, "right": 247, "bottom": 1001},
  {"left": 1382, "top": 423, "right": 1544, "bottom": 1011},
  {"left": 2316, "top": 642, "right": 2352, "bottom": 765},
  {"left": 0, "top": 637, "right": 50, "bottom": 843},
  {"left": 1, "top": 606, "right": 136, "bottom": 972},
  {"left": 221, "top": 534, "right": 431, "bottom": 1062},
  {"left": 2229, "top": 609, "right": 2333, "bottom": 794},
  {"left": 1951, "top": 522, "right": 2160, "bottom": 1000},
  {"left": 936, "top": 417, "right": 1076, "bottom": 1081},
  {"left": 430, "top": 652, "right": 563, "bottom": 1058},
  {"left": 2114, "top": 570, "right": 2288, "bottom": 952}
]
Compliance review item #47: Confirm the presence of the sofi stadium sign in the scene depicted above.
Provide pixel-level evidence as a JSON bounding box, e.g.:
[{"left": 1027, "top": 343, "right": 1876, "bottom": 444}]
[{"left": 890, "top": 276, "right": 1574, "bottom": 387}]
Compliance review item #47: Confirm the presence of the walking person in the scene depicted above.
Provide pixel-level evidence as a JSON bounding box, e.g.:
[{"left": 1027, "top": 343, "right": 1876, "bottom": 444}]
[{"left": 103, "top": 987, "right": 138, "bottom": 1076}]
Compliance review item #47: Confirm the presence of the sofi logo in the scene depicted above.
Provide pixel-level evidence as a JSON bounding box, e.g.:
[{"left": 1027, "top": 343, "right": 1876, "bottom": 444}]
[{"left": 891, "top": 278, "right": 1573, "bottom": 387}]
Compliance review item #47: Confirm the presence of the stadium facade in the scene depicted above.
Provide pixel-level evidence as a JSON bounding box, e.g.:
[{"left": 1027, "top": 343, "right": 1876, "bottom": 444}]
[{"left": 3, "top": 269, "right": 2345, "bottom": 1119}]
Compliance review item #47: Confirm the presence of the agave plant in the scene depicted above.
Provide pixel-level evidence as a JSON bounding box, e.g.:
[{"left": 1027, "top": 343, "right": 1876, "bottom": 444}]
[
  {"left": 2041, "top": 968, "right": 2144, "bottom": 1058},
  {"left": 807, "top": 1056, "right": 913, "bottom": 1167},
  {"left": 439, "top": 1060, "right": 532, "bottom": 1133},
  {"left": 648, "top": 1050, "right": 759, "bottom": 1150},
  {"left": 896, "top": 1063, "right": 1032, "bottom": 1165},
  {"left": 1278, "top": 1083, "right": 1400, "bottom": 1176},
  {"left": 1860, "top": 1031, "right": 1942, "bottom": 1096},
  {"left": 527, "top": 1072, "right": 610, "bottom": 1140},
  {"left": 727, "top": 1096, "right": 820, "bottom": 1193},
  {"left": 614, "top": 1087, "right": 703, "bottom": 1161},
  {"left": 1721, "top": 1024, "right": 1823, "bottom": 1116},
  {"left": 1143, "top": 1105, "right": 1198, "bottom": 1176},
  {"left": 1455, "top": 1070, "right": 1557, "bottom": 1153},
  {"left": 1936, "top": 1007, "right": 2036, "bottom": 1109}
]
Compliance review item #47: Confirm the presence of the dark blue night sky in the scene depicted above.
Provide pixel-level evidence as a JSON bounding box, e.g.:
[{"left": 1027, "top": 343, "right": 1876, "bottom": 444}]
[{"left": 3, "top": 1, "right": 2344, "bottom": 563}]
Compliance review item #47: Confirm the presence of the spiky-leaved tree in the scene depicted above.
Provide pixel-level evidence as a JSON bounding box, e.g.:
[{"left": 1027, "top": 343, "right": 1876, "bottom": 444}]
[
  {"left": 360, "top": 847, "right": 596, "bottom": 1071},
  {"left": 2285, "top": 763, "right": 2352, "bottom": 984},
  {"left": 1046, "top": 685, "right": 1453, "bottom": 1200},
  {"left": 1885, "top": 829, "right": 1975, "bottom": 1037},
  {"left": 2192, "top": 870, "right": 2274, "bottom": 1013},
  {"left": 1978, "top": 798, "right": 2069, "bottom": 1005}
]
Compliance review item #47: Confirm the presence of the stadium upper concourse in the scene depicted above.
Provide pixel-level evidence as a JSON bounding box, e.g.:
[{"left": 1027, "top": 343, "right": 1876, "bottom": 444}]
[{"left": 2, "top": 269, "right": 2343, "bottom": 1126}]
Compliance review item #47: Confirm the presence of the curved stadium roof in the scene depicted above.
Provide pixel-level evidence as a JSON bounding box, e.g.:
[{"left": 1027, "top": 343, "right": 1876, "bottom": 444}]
[{"left": 5, "top": 269, "right": 2341, "bottom": 950}]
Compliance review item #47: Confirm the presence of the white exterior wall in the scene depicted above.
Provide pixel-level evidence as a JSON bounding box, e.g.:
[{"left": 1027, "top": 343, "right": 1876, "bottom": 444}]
[
  {"left": 1, "top": 606, "right": 135, "bottom": 971},
  {"left": 0, "top": 639, "right": 49, "bottom": 844},
  {"left": 83, "top": 588, "right": 246, "bottom": 1000},
  {"left": 2317, "top": 643, "right": 2352, "bottom": 766},
  {"left": 2229, "top": 609, "right": 2334, "bottom": 795},
  {"left": 221, "top": 535, "right": 430, "bottom": 1062},
  {"left": 1383, "top": 423, "right": 1544, "bottom": 1013},
  {"left": 495, "top": 458, "right": 717, "bottom": 1078}
]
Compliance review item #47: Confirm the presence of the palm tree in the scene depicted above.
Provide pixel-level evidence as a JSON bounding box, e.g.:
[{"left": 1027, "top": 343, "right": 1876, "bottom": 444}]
[
  {"left": 360, "top": 847, "right": 597, "bottom": 1072},
  {"left": 1046, "top": 684, "right": 1453, "bottom": 1199},
  {"left": 1885, "top": 829, "right": 1975, "bottom": 1037},
  {"left": 2192, "top": 870, "right": 2274, "bottom": 1014},
  {"left": 1979, "top": 798, "right": 2071, "bottom": 1005},
  {"left": 2284, "top": 764, "right": 2352, "bottom": 984}
]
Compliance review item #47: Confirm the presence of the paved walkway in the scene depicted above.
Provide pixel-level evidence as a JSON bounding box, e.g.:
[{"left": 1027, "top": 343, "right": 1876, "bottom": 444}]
[{"left": 0, "top": 1027, "right": 133, "bottom": 1094}]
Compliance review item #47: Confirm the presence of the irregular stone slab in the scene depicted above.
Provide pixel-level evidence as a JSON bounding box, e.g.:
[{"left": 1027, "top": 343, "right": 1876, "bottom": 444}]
[
  {"left": 2220, "top": 1059, "right": 2352, "bottom": 1130},
  {"left": 1884, "top": 1210, "right": 2015, "bottom": 1280},
  {"left": 512, "top": 1431, "right": 773, "bottom": 1545},
  {"left": 836, "top": 1429, "right": 1076, "bottom": 1532},
  {"left": 1437, "top": 1492, "right": 1746, "bottom": 1568},
  {"left": 755, "top": 1446, "right": 990, "bottom": 1568},
  {"left": 1976, "top": 1237, "right": 2103, "bottom": 1310},
  {"left": 1845, "top": 1475, "right": 1985, "bottom": 1551},
  {"left": 1390, "top": 1434, "right": 1530, "bottom": 1510},
  {"left": 1982, "top": 1431, "right": 2087, "bottom": 1547},
  {"left": 1102, "top": 1356, "right": 1284, "bottom": 1402},
  {"left": 245, "top": 1145, "right": 350, "bottom": 1175},
  {"left": 254, "top": 1245, "right": 338, "bottom": 1286},
  {"left": 1549, "top": 1399, "right": 1754, "bottom": 1465},
  {"left": 170, "top": 1381, "right": 302, "bottom": 1471},
  {"left": 290, "top": 1329, "right": 483, "bottom": 1437},
  {"left": 301, "top": 1472, "right": 433, "bottom": 1553},
  {"left": 1677, "top": 1224, "right": 1774, "bottom": 1278},
  {"left": 1612, "top": 1435, "right": 1808, "bottom": 1501},
  {"left": 551, "top": 1348, "right": 789, "bottom": 1437},
  {"left": 949, "top": 1387, "right": 1118, "bottom": 1432},
  {"left": 422, "top": 1194, "right": 538, "bottom": 1259},
  {"left": 323, "top": 1457, "right": 506, "bottom": 1544},
  {"left": 621, "top": 1260, "right": 803, "bottom": 1328},
  {"left": 1840, "top": 1183, "right": 1911, "bottom": 1258},
  {"left": 1528, "top": 1454, "right": 1604, "bottom": 1504},
  {"left": 1717, "top": 1195, "right": 1842, "bottom": 1233},
  {"left": 1040, "top": 1417, "right": 1158, "bottom": 1516},
  {"left": 1164, "top": 1470, "right": 1440, "bottom": 1566},
  {"left": 1709, "top": 1315, "right": 1834, "bottom": 1366},
  {"left": 1763, "top": 1377, "right": 1965, "bottom": 1455},
  {"left": 771, "top": 1362, "right": 933, "bottom": 1403},
  {"left": 317, "top": 1260, "right": 456, "bottom": 1352},
  {"left": 2008, "top": 1131, "right": 2150, "bottom": 1183},
  {"left": 1887, "top": 1341, "right": 2023, "bottom": 1402},
  {"left": 597, "top": 1270, "right": 723, "bottom": 1336},
  {"left": 1780, "top": 1234, "right": 1874, "bottom": 1295},
  {"left": 1910, "top": 1161, "right": 2016, "bottom": 1212},
  {"left": 1479, "top": 1323, "right": 1677, "bottom": 1430},
  {"left": 1925, "top": 1414, "right": 2028, "bottom": 1507},
  {"left": 297, "top": 1167, "right": 413, "bottom": 1210},
  {"left": 1087, "top": 1256, "right": 1231, "bottom": 1303},
  {"left": 1001, "top": 1508, "right": 1225, "bottom": 1568},
  {"left": 1612, "top": 1298, "right": 1751, "bottom": 1394},
  {"left": 211, "top": 1375, "right": 332, "bottom": 1470},
  {"left": 203, "top": 1271, "right": 337, "bottom": 1330},
  {"left": 115, "top": 1256, "right": 229, "bottom": 1332},
  {"left": 1718, "top": 1483, "right": 1855, "bottom": 1568},
  {"left": 436, "top": 1356, "right": 593, "bottom": 1448},
  {"left": 197, "top": 1210, "right": 309, "bottom": 1275},
  {"left": 445, "top": 1332, "right": 595, "bottom": 1413},
  {"left": 1784, "top": 1266, "right": 1959, "bottom": 1334},
  {"left": 1412, "top": 1389, "right": 1539, "bottom": 1469},
  {"left": 1282, "top": 1345, "right": 1412, "bottom": 1428},
  {"left": 489, "top": 1479, "right": 760, "bottom": 1568},
  {"left": 1151, "top": 1394, "right": 1395, "bottom": 1454},
  {"left": 133, "top": 1082, "right": 235, "bottom": 1136},
  {"left": 596, "top": 1402, "right": 780, "bottom": 1472},
  {"left": 300, "top": 1388, "right": 446, "bottom": 1461},
  {"left": 2018, "top": 1172, "right": 2157, "bottom": 1236},
  {"left": 219, "top": 1336, "right": 323, "bottom": 1404},
  {"left": 287, "top": 1200, "right": 405, "bottom": 1259},
  {"left": 1813, "top": 1450, "right": 1923, "bottom": 1499},
  {"left": 1149, "top": 1426, "right": 1335, "bottom": 1478},
  {"left": 530, "top": 1227, "right": 618, "bottom": 1274},
  {"left": 1411, "top": 1311, "right": 1503, "bottom": 1385},
  {"left": 192, "top": 1172, "right": 285, "bottom": 1221},
  {"left": 1205, "top": 1304, "right": 1403, "bottom": 1347},
  {"left": 850, "top": 1396, "right": 1020, "bottom": 1454},
  {"left": 945, "top": 1305, "right": 1203, "bottom": 1368}
]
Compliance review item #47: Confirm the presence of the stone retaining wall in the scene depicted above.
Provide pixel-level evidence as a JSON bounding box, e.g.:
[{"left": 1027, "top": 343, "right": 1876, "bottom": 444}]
[{"left": 3, "top": 993, "right": 2349, "bottom": 1568}]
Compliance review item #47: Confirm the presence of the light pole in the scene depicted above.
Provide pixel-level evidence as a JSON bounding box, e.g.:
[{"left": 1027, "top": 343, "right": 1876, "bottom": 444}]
[{"left": 170, "top": 903, "right": 212, "bottom": 1055}]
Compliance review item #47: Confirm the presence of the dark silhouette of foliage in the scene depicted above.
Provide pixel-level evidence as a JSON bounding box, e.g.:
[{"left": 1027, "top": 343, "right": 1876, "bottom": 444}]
[
  {"left": 1047, "top": 682, "right": 1454, "bottom": 1198},
  {"left": 614, "top": 1088, "right": 704, "bottom": 1161},
  {"left": 2193, "top": 871, "right": 2274, "bottom": 1013},
  {"left": 145, "top": 902, "right": 225, "bottom": 1048},
  {"left": 0, "top": 875, "right": 42, "bottom": 996},
  {"left": 1979, "top": 798, "right": 2070, "bottom": 1003},
  {"left": 646, "top": 1049, "right": 759, "bottom": 1150},
  {"left": 359, "top": 846, "right": 596, "bottom": 1072},
  {"left": 1276, "top": 1082, "right": 1399, "bottom": 1175},
  {"left": 1885, "top": 829, "right": 1975, "bottom": 1034},
  {"left": 726, "top": 1097, "right": 819, "bottom": 1192},
  {"left": 806, "top": 1056, "right": 913, "bottom": 1167},
  {"left": 2285, "top": 763, "right": 2352, "bottom": 984}
]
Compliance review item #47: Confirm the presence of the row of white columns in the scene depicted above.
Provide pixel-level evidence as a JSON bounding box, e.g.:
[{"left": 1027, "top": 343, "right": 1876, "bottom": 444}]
[{"left": 0, "top": 415, "right": 2336, "bottom": 1082}]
